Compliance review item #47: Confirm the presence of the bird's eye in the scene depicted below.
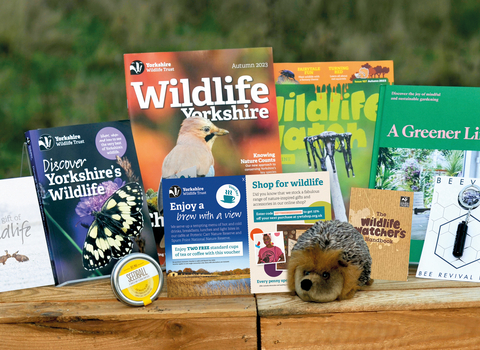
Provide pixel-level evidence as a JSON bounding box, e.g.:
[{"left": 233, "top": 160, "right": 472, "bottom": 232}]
[
  {"left": 304, "top": 271, "right": 311, "bottom": 276},
  {"left": 322, "top": 272, "right": 330, "bottom": 280},
  {"left": 203, "top": 126, "right": 211, "bottom": 132}
]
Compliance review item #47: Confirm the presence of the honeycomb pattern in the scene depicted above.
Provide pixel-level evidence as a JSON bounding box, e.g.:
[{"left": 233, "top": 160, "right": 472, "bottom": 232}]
[{"left": 430, "top": 197, "right": 480, "bottom": 268}]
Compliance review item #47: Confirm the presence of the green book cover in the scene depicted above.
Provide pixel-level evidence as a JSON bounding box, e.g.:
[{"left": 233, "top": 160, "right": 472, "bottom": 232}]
[
  {"left": 369, "top": 85, "right": 480, "bottom": 263},
  {"left": 275, "top": 61, "right": 394, "bottom": 221}
]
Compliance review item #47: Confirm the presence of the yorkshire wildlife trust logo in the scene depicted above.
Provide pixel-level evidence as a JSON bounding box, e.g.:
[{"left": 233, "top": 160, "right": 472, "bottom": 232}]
[
  {"left": 38, "top": 134, "right": 54, "bottom": 151},
  {"left": 400, "top": 196, "right": 411, "bottom": 208},
  {"left": 169, "top": 185, "right": 182, "bottom": 198},
  {"left": 130, "top": 60, "right": 144, "bottom": 75}
]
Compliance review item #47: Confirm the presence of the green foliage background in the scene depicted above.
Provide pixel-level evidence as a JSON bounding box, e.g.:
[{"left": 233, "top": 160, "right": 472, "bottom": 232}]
[{"left": 2, "top": 0, "right": 480, "bottom": 179}]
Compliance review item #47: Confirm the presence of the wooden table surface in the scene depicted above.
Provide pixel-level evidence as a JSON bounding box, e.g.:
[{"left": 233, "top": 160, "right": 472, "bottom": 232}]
[
  {"left": 2, "top": 269, "right": 480, "bottom": 349},
  {"left": 0, "top": 276, "right": 257, "bottom": 349},
  {"left": 257, "top": 268, "right": 480, "bottom": 349}
]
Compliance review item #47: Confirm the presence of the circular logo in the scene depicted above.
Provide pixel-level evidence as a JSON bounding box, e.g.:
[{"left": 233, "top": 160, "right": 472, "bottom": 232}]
[
  {"left": 130, "top": 60, "right": 144, "bottom": 75},
  {"left": 95, "top": 127, "right": 127, "bottom": 160},
  {"left": 169, "top": 185, "right": 182, "bottom": 198},
  {"left": 38, "top": 134, "right": 54, "bottom": 151},
  {"left": 216, "top": 184, "right": 240, "bottom": 209}
]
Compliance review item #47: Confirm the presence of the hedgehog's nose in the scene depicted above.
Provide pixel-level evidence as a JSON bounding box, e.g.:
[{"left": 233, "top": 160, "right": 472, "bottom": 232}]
[{"left": 301, "top": 279, "right": 312, "bottom": 291}]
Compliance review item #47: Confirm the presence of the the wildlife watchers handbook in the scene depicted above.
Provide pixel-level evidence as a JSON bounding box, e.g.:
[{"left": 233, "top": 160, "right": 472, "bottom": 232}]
[{"left": 25, "top": 120, "right": 158, "bottom": 285}]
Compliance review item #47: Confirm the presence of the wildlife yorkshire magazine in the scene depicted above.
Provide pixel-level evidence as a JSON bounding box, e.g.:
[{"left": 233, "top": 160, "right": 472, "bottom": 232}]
[
  {"left": 124, "top": 47, "right": 282, "bottom": 185},
  {"left": 124, "top": 48, "right": 283, "bottom": 265},
  {"left": 25, "top": 120, "right": 158, "bottom": 285},
  {"left": 0, "top": 176, "right": 55, "bottom": 292}
]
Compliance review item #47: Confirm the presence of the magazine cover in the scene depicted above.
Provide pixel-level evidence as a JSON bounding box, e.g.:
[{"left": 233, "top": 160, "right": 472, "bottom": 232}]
[
  {"left": 349, "top": 187, "right": 413, "bottom": 281},
  {"left": 417, "top": 176, "right": 480, "bottom": 283},
  {"left": 369, "top": 85, "right": 480, "bottom": 263},
  {"left": 274, "top": 61, "right": 394, "bottom": 221},
  {"left": 162, "top": 171, "right": 331, "bottom": 296},
  {"left": 0, "top": 176, "right": 55, "bottom": 292},
  {"left": 124, "top": 47, "right": 283, "bottom": 266},
  {"left": 25, "top": 120, "right": 158, "bottom": 285}
]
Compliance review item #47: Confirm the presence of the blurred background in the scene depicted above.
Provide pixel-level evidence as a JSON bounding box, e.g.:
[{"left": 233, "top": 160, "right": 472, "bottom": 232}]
[{"left": 2, "top": 0, "right": 480, "bottom": 179}]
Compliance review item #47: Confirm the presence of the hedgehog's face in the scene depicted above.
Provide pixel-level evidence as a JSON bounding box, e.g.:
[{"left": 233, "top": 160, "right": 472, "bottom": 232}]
[
  {"left": 287, "top": 247, "right": 363, "bottom": 303},
  {"left": 294, "top": 265, "right": 344, "bottom": 302}
]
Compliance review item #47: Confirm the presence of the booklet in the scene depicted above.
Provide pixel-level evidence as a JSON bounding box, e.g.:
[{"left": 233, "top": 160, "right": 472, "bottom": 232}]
[
  {"left": 25, "top": 120, "right": 158, "bottom": 285},
  {"left": 0, "top": 176, "right": 55, "bottom": 292},
  {"left": 349, "top": 187, "right": 413, "bottom": 281}
]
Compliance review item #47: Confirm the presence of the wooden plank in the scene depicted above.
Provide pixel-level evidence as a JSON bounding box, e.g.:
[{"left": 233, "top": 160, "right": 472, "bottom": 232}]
[
  {"left": 1, "top": 317, "right": 257, "bottom": 350},
  {"left": 256, "top": 285, "right": 480, "bottom": 317},
  {"left": 0, "top": 276, "right": 257, "bottom": 350},
  {"left": 0, "top": 296, "right": 256, "bottom": 323},
  {"left": 257, "top": 270, "right": 480, "bottom": 349},
  {"left": 0, "top": 275, "right": 168, "bottom": 303},
  {"left": 260, "top": 308, "right": 480, "bottom": 350},
  {"left": 364, "top": 268, "right": 480, "bottom": 291}
]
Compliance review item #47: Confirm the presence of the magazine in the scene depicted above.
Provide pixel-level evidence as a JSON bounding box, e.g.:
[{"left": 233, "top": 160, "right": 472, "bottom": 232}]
[
  {"left": 124, "top": 47, "right": 283, "bottom": 266},
  {"left": 274, "top": 61, "right": 394, "bottom": 221}
]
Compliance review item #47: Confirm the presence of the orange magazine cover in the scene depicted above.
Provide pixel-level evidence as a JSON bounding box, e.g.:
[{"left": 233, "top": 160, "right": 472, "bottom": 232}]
[
  {"left": 273, "top": 61, "right": 394, "bottom": 220},
  {"left": 124, "top": 48, "right": 282, "bottom": 265}
]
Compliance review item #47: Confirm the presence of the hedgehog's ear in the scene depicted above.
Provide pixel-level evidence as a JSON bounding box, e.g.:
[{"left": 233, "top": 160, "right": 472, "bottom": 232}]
[
  {"left": 287, "top": 251, "right": 301, "bottom": 291},
  {"left": 338, "top": 259, "right": 348, "bottom": 267}
]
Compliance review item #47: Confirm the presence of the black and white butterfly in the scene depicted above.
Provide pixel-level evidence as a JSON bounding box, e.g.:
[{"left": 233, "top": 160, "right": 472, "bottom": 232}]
[{"left": 82, "top": 182, "right": 145, "bottom": 270}]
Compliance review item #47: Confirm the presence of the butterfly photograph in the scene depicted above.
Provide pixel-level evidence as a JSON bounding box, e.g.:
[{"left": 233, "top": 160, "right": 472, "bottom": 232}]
[{"left": 80, "top": 181, "right": 145, "bottom": 271}]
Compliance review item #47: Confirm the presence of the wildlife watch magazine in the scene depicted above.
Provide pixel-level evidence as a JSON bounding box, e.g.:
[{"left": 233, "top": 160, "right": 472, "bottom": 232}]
[
  {"left": 123, "top": 48, "right": 283, "bottom": 265},
  {"left": 273, "top": 61, "right": 394, "bottom": 222},
  {"left": 25, "top": 120, "right": 158, "bottom": 285}
]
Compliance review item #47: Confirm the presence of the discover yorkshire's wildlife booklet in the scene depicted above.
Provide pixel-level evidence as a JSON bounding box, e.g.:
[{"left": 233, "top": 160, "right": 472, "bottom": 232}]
[
  {"left": 162, "top": 171, "right": 331, "bottom": 297},
  {"left": 25, "top": 120, "right": 158, "bottom": 286},
  {"left": 124, "top": 47, "right": 283, "bottom": 266},
  {"left": 273, "top": 61, "right": 394, "bottom": 222},
  {"left": 349, "top": 187, "right": 413, "bottom": 281},
  {"left": 0, "top": 176, "right": 55, "bottom": 292},
  {"left": 369, "top": 85, "right": 480, "bottom": 264},
  {"left": 417, "top": 176, "right": 480, "bottom": 283}
]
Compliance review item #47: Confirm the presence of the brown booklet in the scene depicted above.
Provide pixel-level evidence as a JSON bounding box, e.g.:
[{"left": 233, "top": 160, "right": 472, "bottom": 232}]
[{"left": 349, "top": 188, "right": 413, "bottom": 281}]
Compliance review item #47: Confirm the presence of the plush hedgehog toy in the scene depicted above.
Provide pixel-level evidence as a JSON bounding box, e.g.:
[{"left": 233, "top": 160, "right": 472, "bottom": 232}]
[{"left": 287, "top": 220, "right": 373, "bottom": 302}]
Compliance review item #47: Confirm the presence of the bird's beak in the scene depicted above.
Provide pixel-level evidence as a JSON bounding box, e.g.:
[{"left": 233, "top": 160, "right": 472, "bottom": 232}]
[{"left": 214, "top": 127, "right": 229, "bottom": 136}]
